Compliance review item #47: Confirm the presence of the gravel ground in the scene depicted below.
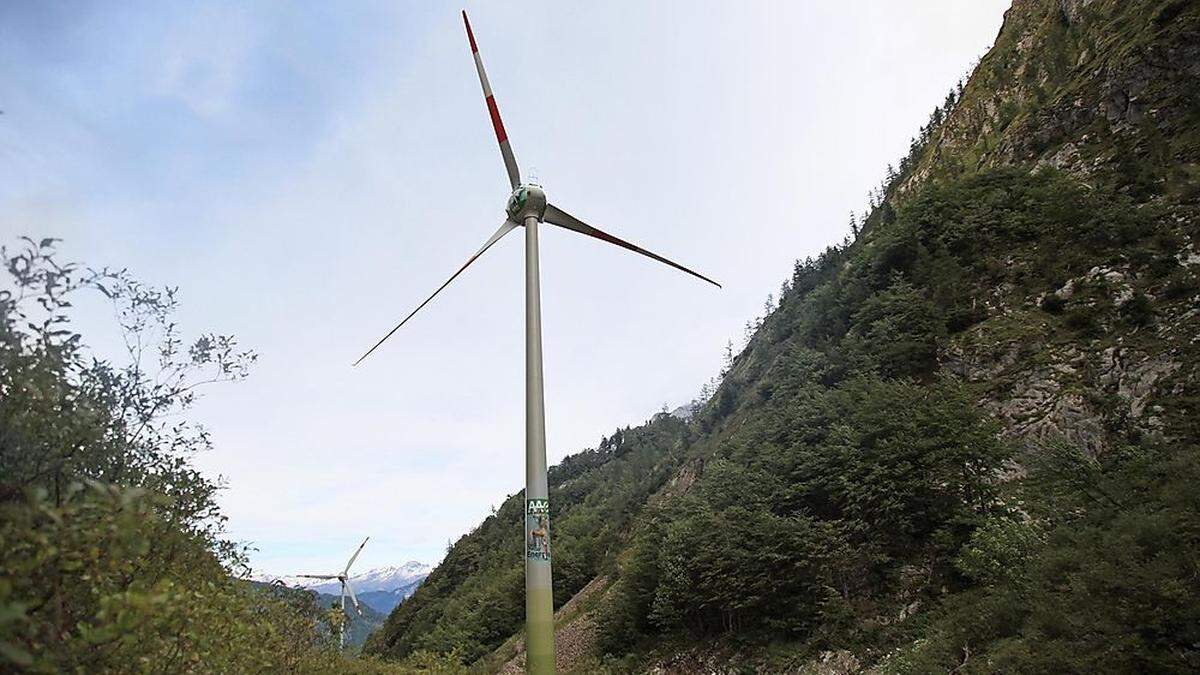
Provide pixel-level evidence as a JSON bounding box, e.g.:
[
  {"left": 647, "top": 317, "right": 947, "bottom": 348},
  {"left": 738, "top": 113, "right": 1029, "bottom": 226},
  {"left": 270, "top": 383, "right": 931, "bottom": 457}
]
[{"left": 498, "top": 576, "right": 609, "bottom": 674}]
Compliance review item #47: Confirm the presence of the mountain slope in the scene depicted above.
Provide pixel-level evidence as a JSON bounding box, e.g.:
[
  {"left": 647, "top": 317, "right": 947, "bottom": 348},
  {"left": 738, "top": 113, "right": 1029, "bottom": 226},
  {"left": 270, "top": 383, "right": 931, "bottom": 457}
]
[
  {"left": 368, "top": 1, "right": 1200, "bottom": 671},
  {"left": 366, "top": 418, "right": 692, "bottom": 663},
  {"left": 357, "top": 582, "right": 426, "bottom": 615}
]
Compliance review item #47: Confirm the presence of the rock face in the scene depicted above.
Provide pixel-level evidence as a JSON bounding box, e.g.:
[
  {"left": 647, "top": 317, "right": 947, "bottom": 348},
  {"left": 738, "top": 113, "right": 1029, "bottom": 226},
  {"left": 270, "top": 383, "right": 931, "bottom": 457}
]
[
  {"left": 1058, "top": 0, "right": 1101, "bottom": 25},
  {"left": 902, "top": 0, "right": 1200, "bottom": 195},
  {"left": 802, "top": 650, "right": 862, "bottom": 675},
  {"left": 1100, "top": 347, "right": 1181, "bottom": 419},
  {"left": 905, "top": 0, "right": 1200, "bottom": 457}
]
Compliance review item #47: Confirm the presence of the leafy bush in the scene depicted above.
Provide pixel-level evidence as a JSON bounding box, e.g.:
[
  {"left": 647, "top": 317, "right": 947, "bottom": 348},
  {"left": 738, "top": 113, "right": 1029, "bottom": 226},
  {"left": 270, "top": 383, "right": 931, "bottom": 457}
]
[
  {"left": 597, "top": 377, "right": 1009, "bottom": 650},
  {"left": 892, "top": 441, "right": 1200, "bottom": 674},
  {"left": 1064, "top": 305, "right": 1099, "bottom": 332},
  {"left": 1119, "top": 293, "right": 1154, "bottom": 327},
  {"left": 0, "top": 239, "right": 365, "bottom": 672},
  {"left": 848, "top": 276, "right": 944, "bottom": 377},
  {"left": 648, "top": 502, "right": 833, "bottom": 636},
  {"left": 1163, "top": 270, "right": 1197, "bottom": 300},
  {"left": 1040, "top": 293, "right": 1066, "bottom": 313},
  {"left": 944, "top": 302, "right": 988, "bottom": 333}
]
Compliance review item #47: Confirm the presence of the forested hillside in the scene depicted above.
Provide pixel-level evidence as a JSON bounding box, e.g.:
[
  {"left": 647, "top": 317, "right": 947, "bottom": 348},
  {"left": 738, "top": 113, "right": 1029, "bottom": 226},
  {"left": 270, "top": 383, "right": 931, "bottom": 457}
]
[{"left": 368, "top": 0, "right": 1200, "bottom": 671}]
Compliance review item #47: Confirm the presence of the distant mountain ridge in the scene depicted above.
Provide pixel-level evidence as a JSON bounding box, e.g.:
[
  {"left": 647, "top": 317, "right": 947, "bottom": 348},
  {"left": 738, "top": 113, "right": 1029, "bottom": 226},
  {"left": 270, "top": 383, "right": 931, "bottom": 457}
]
[{"left": 259, "top": 562, "right": 431, "bottom": 615}]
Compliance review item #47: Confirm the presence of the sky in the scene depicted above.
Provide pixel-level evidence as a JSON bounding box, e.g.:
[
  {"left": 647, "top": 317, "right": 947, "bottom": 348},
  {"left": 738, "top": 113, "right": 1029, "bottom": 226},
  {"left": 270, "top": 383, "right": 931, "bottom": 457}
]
[{"left": 0, "top": 1, "right": 1011, "bottom": 576}]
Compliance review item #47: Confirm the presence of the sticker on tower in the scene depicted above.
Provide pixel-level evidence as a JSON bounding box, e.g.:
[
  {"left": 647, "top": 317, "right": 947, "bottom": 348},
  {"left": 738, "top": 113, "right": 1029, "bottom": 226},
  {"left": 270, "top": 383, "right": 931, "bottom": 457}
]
[{"left": 526, "top": 499, "right": 551, "bottom": 561}]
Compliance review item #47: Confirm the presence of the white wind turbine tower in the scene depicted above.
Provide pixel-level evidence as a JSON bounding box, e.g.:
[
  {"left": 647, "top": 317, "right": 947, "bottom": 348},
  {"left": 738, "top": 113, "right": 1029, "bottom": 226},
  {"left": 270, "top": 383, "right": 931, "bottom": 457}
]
[
  {"left": 354, "top": 12, "right": 718, "bottom": 674},
  {"left": 296, "top": 537, "right": 370, "bottom": 649}
]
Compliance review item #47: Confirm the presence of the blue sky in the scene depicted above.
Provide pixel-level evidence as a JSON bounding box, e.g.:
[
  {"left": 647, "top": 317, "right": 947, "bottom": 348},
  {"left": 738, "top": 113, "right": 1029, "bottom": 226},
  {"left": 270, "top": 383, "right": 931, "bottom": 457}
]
[{"left": 0, "top": 1, "right": 1010, "bottom": 575}]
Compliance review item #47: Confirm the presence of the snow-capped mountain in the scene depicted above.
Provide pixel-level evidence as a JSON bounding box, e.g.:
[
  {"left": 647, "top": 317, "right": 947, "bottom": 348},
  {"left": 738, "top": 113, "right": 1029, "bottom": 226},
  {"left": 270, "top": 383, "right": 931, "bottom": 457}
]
[{"left": 265, "top": 561, "right": 431, "bottom": 598}]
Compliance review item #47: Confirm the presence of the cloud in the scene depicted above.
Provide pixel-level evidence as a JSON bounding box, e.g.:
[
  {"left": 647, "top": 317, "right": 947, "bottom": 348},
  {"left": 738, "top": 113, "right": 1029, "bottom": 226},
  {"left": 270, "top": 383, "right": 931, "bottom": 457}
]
[{"left": 154, "top": 5, "right": 258, "bottom": 120}]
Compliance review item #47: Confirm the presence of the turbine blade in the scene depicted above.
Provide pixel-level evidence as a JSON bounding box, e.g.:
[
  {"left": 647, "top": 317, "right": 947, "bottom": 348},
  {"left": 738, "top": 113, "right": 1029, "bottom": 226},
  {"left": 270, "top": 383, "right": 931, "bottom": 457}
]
[
  {"left": 343, "top": 536, "right": 369, "bottom": 576},
  {"left": 355, "top": 220, "right": 519, "bottom": 365},
  {"left": 462, "top": 11, "right": 521, "bottom": 189},
  {"left": 295, "top": 574, "right": 338, "bottom": 580},
  {"left": 543, "top": 203, "right": 721, "bottom": 288},
  {"left": 345, "top": 580, "right": 363, "bottom": 616}
]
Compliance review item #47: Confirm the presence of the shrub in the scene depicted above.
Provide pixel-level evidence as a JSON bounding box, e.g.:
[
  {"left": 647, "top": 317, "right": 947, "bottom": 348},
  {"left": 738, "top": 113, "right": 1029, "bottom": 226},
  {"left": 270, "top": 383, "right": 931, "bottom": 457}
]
[
  {"left": 0, "top": 239, "right": 357, "bottom": 672},
  {"left": 946, "top": 303, "right": 988, "bottom": 332},
  {"left": 1040, "top": 293, "right": 1066, "bottom": 313},
  {"left": 849, "top": 276, "right": 944, "bottom": 377},
  {"left": 1119, "top": 293, "right": 1154, "bottom": 327},
  {"left": 898, "top": 442, "right": 1200, "bottom": 674},
  {"left": 1064, "top": 305, "right": 1099, "bottom": 332},
  {"left": 1163, "top": 270, "right": 1197, "bottom": 300}
]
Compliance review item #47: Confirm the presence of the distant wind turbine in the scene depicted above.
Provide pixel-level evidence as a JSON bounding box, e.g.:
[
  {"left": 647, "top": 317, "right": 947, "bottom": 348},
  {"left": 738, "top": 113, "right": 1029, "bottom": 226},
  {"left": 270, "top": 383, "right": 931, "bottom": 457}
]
[
  {"left": 296, "top": 537, "right": 369, "bottom": 649},
  {"left": 354, "top": 12, "right": 718, "bottom": 673}
]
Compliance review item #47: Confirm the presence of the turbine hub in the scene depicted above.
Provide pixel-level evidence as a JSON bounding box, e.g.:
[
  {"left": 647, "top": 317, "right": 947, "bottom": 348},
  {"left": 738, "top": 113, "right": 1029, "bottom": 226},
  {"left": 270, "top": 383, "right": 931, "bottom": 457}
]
[{"left": 506, "top": 184, "right": 547, "bottom": 222}]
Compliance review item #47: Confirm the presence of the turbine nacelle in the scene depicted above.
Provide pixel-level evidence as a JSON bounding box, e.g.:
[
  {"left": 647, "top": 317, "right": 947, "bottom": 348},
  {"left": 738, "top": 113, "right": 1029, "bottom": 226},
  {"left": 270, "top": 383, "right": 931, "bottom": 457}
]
[{"left": 506, "top": 184, "right": 547, "bottom": 222}]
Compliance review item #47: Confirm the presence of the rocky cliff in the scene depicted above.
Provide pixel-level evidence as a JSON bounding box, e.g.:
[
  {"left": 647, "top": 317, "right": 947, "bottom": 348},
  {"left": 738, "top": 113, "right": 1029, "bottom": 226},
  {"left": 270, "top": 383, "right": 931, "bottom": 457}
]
[{"left": 901, "top": 0, "right": 1200, "bottom": 457}]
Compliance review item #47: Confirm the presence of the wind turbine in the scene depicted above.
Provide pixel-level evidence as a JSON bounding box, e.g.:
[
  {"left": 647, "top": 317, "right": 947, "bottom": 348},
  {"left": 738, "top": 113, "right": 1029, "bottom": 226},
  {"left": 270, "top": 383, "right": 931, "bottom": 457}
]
[
  {"left": 296, "top": 537, "right": 370, "bottom": 649},
  {"left": 354, "top": 12, "right": 718, "bottom": 673}
]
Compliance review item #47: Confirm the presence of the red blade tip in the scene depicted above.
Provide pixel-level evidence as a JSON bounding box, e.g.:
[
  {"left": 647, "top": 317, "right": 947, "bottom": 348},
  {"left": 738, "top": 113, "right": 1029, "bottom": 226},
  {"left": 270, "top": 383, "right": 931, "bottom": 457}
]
[{"left": 462, "top": 11, "right": 478, "bottom": 53}]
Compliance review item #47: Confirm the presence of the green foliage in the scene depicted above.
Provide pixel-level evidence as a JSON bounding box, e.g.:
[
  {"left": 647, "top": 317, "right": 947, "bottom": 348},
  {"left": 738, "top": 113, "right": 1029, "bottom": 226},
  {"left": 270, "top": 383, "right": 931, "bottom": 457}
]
[
  {"left": 0, "top": 484, "right": 376, "bottom": 673},
  {"left": 1040, "top": 293, "right": 1066, "bottom": 314},
  {"left": 0, "top": 239, "right": 375, "bottom": 672},
  {"left": 1118, "top": 293, "right": 1154, "bottom": 327},
  {"left": 893, "top": 168, "right": 1155, "bottom": 297},
  {"left": 587, "top": 168, "right": 1182, "bottom": 665},
  {"left": 769, "top": 168, "right": 1158, "bottom": 385},
  {"left": 848, "top": 276, "right": 943, "bottom": 377},
  {"left": 1064, "top": 305, "right": 1100, "bottom": 332},
  {"left": 597, "top": 377, "right": 1009, "bottom": 651},
  {"left": 889, "top": 442, "right": 1200, "bottom": 673},
  {"left": 593, "top": 523, "right": 666, "bottom": 656},
  {"left": 389, "top": 649, "right": 471, "bottom": 673},
  {"left": 954, "top": 515, "right": 1040, "bottom": 586},
  {"left": 1163, "top": 269, "right": 1198, "bottom": 300},
  {"left": 648, "top": 501, "right": 831, "bottom": 636},
  {"left": 1, "top": 238, "right": 254, "bottom": 557}
]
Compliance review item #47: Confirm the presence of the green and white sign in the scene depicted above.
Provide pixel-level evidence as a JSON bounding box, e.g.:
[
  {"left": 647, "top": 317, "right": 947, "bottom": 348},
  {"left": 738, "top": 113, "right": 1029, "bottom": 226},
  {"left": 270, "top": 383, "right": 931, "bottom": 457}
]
[{"left": 526, "top": 499, "right": 551, "bottom": 561}]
